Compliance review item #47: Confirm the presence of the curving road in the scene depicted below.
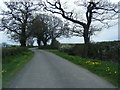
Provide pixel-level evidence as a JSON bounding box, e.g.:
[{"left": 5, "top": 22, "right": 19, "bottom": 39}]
[{"left": 9, "top": 48, "right": 116, "bottom": 88}]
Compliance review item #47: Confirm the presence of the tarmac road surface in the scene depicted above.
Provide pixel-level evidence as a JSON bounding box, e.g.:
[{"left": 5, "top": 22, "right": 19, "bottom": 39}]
[{"left": 9, "top": 48, "right": 116, "bottom": 88}]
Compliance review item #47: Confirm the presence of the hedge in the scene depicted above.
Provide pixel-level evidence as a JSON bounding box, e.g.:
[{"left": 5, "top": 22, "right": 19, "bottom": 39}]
[
  {"left": 2, "top": 47, "right": 28, "bottom": 59},
  {"left": 59, "top": 41, "right": 120, "bottom": 63}
]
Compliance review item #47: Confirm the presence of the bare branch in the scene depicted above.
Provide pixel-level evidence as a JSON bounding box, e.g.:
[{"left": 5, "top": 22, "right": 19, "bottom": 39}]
[{"left": 45, "top": 0, "right": 86, "bottom": 27}]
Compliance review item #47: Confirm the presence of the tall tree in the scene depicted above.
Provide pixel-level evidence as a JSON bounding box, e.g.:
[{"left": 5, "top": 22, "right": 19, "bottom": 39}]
[
  {"left": 43, "top": 0, "right": 118, "bottom": 44},
  {"left": 46, "top": 15, "right": 65, "bottom": 46},
  {"left": 30, "top": 14, "right": 68, "bottom": 47},
  {"left": 28, "top": 15, "right": 47, "bottom": 47},
  {"left": 0, "top": 1, "right": 39, "bottom": 47},
  {"left": 35, "top": 14, "right": 51, "bottom": 46}
]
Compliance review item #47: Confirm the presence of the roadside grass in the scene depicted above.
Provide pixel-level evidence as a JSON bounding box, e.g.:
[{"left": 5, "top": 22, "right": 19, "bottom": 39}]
[
  {"left": 48, "top": 50, "right": 119, "bottom": 88},
  {"left": 2, "top": 50, "right": 34, "bottom": 88}
]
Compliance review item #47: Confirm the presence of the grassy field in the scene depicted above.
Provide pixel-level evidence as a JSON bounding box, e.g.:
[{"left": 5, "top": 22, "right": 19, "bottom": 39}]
[
  {"left": 2, "top": 49, "right": 34, "bottom": 88},
  {"left": 48, "top": 50, "right": 119, "bottom": 88}
]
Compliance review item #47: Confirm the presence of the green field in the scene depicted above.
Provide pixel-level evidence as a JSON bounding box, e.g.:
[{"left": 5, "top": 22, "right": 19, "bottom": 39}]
[
  {"left": 2, "top": 49, "right": 34, "bottom": 88},
  {"left": 48, "top": 50, "right": 119, "bottom": 87}
]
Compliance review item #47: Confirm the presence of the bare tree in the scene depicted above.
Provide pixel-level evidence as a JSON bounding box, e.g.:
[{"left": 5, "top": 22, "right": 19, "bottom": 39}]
[
  {"left": 43, "top": 0, "right": 118, "bottom": 44},
  {"left": 32, "top": 14, "right": 68, "bottom": 47},
  {"left": 28, "top": 15, "right": 48, "bottom": 47},
  {"left": 36, "top": 14, "right": 51, "bottom": 46},
  {"left": 46, "top": 15, "right": 66, "bottom": 46},
  {"left": 0, "top": 1, "right": 39, "bottom": 47}
]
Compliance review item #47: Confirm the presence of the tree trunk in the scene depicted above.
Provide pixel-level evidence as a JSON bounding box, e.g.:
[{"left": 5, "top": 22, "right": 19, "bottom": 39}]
[
  {"left": 20, "top": 39, "right": 26, "bottom": 47},
  {"left": 83, "top": 26, "right": 90, "bottom": 44},
  {"left": 82, "top": 27, "right": 90, "bottom": 58},
  {"left": 20, "top": 33, "right": 26, "bottom": 47},
  {"left": 37, "top": 39, "right": 41, "bottom": 47},
  {"left": 43, "top": 42, "right": 47, "bottom": 46},
  {"left": 50, "top": 38, "right": 56, "bottom": 49},
  {"left": 20, "top": 25, "right": 27, "bottom": 47},
  {"left": 51, "top": 38, "right": 55, "bottom": 46}
]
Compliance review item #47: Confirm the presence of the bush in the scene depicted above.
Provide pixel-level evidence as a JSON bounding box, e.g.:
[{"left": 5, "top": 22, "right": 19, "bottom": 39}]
[{"left": 38, "top": 40, "right": 60, "bottom": 49}]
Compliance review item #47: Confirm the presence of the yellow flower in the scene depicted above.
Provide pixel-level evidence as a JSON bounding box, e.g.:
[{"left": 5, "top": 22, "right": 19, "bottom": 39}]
[
  {"left": 85, "top": 61, "right": 90, "bottom": 63},
  {"left": 109, "top": 72, "right": 111, "bottom": 74},
  {"left": 0, "top": 70, "right": 3, "bottom": 72},
  {"left": 0, "top": 70, "right": 7, "bottom": 73},
  {"left": 89, "top": 62, "right": 95, "bottom": 65},
  {"left": 94, "top": 62, "right": 101, "bottom": 64},
  {"left": 114, "top": 71, "right": 117, "bottom": 74}
]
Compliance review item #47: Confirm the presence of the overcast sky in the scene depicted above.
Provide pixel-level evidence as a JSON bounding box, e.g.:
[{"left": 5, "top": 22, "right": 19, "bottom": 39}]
[{"left": 0, "top": 0, "right": 119, "bottom": 45}]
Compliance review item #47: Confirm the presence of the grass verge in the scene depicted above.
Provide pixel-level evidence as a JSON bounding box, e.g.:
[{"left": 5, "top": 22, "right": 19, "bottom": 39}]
[
  {"left": 2, "top": 50, "right": 34, "bottom": 88},
  {"left": 48, "top": 50, "right": 119, "bottom": 88}
]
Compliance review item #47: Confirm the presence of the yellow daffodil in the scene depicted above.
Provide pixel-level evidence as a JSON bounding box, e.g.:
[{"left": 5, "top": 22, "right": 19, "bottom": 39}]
[
  {"left": 86, "top": 61, "right": 91, "bottom": 63},
  {"left": 0, "top": 70, "right": 7, "bottom": 73},
  {"left": 109, "top": 72, "right": 112, "bottom": 74}
]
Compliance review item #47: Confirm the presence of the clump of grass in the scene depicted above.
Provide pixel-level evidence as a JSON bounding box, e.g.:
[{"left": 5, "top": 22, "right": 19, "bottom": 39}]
[
  {"left": 2, "top": 49, "right": 34, "bottom": 88},
  {"left": 48, "top": 50, "right": 119, "bottom": 88}
]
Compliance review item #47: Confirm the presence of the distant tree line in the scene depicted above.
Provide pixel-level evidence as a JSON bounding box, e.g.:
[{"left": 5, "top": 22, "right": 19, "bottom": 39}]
[{"left": 28, "top": 14, "right": 68, "bottom": 48}]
